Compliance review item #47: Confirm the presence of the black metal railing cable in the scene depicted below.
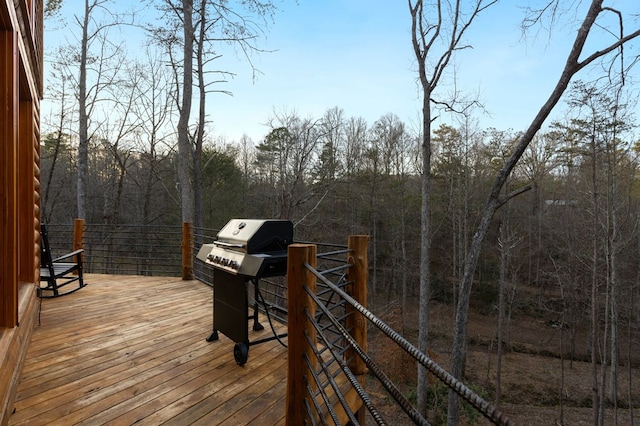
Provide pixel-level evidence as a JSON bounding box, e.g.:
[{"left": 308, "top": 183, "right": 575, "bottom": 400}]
[
  {"left": 302, "top": 333, "right": 359, "bottom": 426},
  {"left": 302, "top": 347, "right": 344, "bottom": 425},
  {"left": 47, "top": 224, "right": 185, "bottom": 276},
  {"left": 316, "top": 298, "right": 351, "bottom": 349},
  {"left": 305, "top": 262, "right": 516, "bottom": 426},
  {"left": 314, "top": 273, "right": 351, "bottom": 323},
  {"left": 317, "top": 263, "right": 352, "bottom": 277},
  {"left": 305, "top": 284, "right": 428, "bottom": 426},
  {"left": 304, "top": 306, "right": 387, "bottom": 426},
  {"left": 312, "top": 339, "right": 350, "bottom": 393},
  {"left": 303, "top": 376, "right": 325, "bottom": 426}
]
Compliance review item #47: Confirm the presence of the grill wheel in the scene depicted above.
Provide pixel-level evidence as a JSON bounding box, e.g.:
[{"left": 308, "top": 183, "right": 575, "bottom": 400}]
[{"left": 234, "top": 342, "right": 249, "bottom": 366}]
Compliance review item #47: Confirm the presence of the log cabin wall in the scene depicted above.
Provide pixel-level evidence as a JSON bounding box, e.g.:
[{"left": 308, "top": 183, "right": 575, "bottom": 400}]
[{"left": 0, "top": 0, "right": 42, "bottom": 424}]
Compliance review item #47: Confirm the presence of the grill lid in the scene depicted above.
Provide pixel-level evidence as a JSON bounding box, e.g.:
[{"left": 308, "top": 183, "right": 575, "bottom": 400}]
[
  {"left": 214, "top": 219, "right": 293, "bottom": 253},
  {"left": 196, "top": 219, "right": 293, "bottom": 277}
]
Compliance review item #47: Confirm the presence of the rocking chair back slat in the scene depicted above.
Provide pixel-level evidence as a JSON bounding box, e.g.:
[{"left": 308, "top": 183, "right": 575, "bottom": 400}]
[{"left": 39, "top": 224, "right": 86, "bottom": 298}]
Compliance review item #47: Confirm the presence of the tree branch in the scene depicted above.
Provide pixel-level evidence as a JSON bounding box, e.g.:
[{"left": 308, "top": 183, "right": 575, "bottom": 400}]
[{"left": 497, "top": 184, "right": 532, "bottom": 209}]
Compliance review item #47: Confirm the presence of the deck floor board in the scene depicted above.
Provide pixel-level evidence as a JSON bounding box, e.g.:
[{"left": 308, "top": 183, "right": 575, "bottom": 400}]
[{"left": 9, "top": 274, "right": 287, "bottom": 426}]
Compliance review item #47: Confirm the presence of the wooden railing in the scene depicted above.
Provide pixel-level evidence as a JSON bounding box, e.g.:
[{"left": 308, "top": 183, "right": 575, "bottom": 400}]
[
  {"left": 285, "top": 236, "right": 515, "bottom": 425},
  {"left": 286, "top": 237, "right": 368, "bottom": 425}
]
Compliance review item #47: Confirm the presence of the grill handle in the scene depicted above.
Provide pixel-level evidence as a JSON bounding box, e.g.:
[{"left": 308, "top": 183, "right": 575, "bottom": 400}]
[{"left": 213, "top": 241, "right": 245, "bottom": 249}]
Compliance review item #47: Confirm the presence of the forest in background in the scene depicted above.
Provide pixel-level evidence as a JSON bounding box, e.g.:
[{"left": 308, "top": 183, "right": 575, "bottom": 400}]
[
  {"left": 39, "top": 0, "right": 640, "bottom": 423},
  {"left": 42, "top": 80, "right": 640, "bottom": 368},
  {"left": 41, "top": 84, "right": 640, "bottom": 310}
]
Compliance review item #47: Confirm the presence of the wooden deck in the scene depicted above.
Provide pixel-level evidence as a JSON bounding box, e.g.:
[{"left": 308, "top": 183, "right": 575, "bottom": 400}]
[{"left": 9, "top": 274, "right": 288, "bottom": 425}]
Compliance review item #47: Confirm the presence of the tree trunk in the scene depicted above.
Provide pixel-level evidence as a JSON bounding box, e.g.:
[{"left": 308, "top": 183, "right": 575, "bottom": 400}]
[
  {"left": 43, "top": 128, "right": 64, "bottom": 223},
  {"left": 598, "top": 281, "right": 610, "bottom": 426},
  {"left": 495, "top": 219, "right": 509, "bottom": 408},
  {"left": 177, "top": 0, "right": 194, "bottom": 223},
  {"left": 193, "top": 0, "right": 206, "bottom": 236},
  {"left": 401, "top": 179, "right": 408, "bottom": 334},
  {"left": 447, "top": 3, "right": 638, "bottom": 424},
  {"left": 409, "top": 4, "right": 433, "bottom": 413},
  {"left": 589, "top": 125, "right": 601, "bottom": 426},
  {"left": 416, "top": 81, "right": 432, "bottom": 421},
  {"left": 409, "top": 1, "right": 432, "bottom": 415},
  {"left": 77, "top": 0, "right": 90, "bottom": 220},
  {"left": 608, "top": 208, "right": 619, "bottom": 410},
  {"left": 590, "top": 212, "right": 600, "bottom": 424},
  {"left": 607, "top": 104, "right": 621, "bottom": 410},
  {"left": 628, "top": 251, "right": 637, "bottom": 426}
]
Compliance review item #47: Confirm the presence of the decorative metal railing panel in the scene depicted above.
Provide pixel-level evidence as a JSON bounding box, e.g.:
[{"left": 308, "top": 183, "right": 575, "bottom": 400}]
[
  {"left": 287, "top": 239, "right": 515, "bottom": 426},
  {"left": 45, "top": 223, "right": 187, "bottom": 276}
]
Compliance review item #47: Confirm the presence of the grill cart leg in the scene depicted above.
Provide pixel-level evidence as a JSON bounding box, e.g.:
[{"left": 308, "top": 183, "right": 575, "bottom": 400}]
[
  {"left": 251, "top": 279, "right": 265, "bottom": 331},
  {"left": 206, "top": 330, "right": 219, "bottom": 341}
]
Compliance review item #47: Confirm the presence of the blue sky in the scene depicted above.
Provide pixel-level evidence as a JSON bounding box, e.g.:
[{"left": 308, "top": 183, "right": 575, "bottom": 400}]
[
  {"left": 207, "top": 0, "right": 574, "bottom": 142},
  {"left": 43, "top": 1, "right": 639, "bottom": 144},
  {"left": 207, "top": 0, "right": 422, "bottom": 141}
]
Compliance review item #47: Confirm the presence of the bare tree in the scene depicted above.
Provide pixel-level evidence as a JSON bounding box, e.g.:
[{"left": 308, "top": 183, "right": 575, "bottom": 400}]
[
  {"left": 259, "top": 110, "right": 324, "bottom": 220},
  {"left": 74, "top": 0, "right": 133, "bottom": 219},
  {"left": 44, "top": 0, "right": 138, "bottom": 221},
  {"left": 177, "top": 0, "right": 195, "bottom": 224},
  {"left": 518, "top": 131, "right": 559, "bottom": 307},
  {"left": 408, "top": 0, "right": 497, "bottom": 417},
  {"left": 40, "top": 60, "right": 75, "bottom": 223},
  {"left": 130, "top": 48, "right": 177, "bottom": 225},
  {"left": 344, "top": 116, "right": 368, "bottom": 178},
  {"left": 448, "top": 2, "right": 640, "bottom": 425},
  {"left": 153, "top": 0, "right": 278, "bottom": 227},
  {"left": 316, "top": 106, "right": 346, "bottom": 182},
  {"left": 97, "top": 59, "right": 151, "bottom": 226}
]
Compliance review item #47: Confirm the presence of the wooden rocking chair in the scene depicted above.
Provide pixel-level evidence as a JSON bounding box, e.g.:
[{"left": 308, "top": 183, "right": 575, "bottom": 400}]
[{"left": 39, "top": 224, "right": 87, "bottom": 298}]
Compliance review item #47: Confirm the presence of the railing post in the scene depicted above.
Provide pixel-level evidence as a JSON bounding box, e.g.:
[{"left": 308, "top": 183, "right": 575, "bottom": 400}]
[
  {"left": 182, "top": 222, "right": 193, "bottom": 280},
  {"left": 346, "top": 234, "right": 369, "bottom": 424},
  {"left": 73, "top": 219, "right": 85, "bottom": 275},
  {"left": 73, "top": 218, "right": 84, "bottom": 251},
  {"left": 286, "top": 243, "right": 317, "bottom": 426}
]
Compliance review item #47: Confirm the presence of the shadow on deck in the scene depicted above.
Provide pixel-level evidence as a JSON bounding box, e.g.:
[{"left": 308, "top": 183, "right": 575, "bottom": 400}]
[{"left": 10, "top": 274, "right": 287, "bottom": 425}]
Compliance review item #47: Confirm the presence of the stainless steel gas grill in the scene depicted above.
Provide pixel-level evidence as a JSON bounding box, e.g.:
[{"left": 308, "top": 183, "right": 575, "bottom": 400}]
[{"left": 196, "top": 219, "right": 293, "bottom": 365}]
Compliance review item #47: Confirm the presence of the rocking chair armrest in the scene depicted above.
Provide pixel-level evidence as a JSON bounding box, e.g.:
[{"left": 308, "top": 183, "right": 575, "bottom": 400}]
[{"left": 51, "top": 249, "right": 84, "bottom": 263}]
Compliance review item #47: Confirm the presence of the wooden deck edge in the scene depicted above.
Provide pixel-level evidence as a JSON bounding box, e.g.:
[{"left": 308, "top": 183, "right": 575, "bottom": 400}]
[{"left": 0, "top": 283, "right": 38, "bottom": 426}]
